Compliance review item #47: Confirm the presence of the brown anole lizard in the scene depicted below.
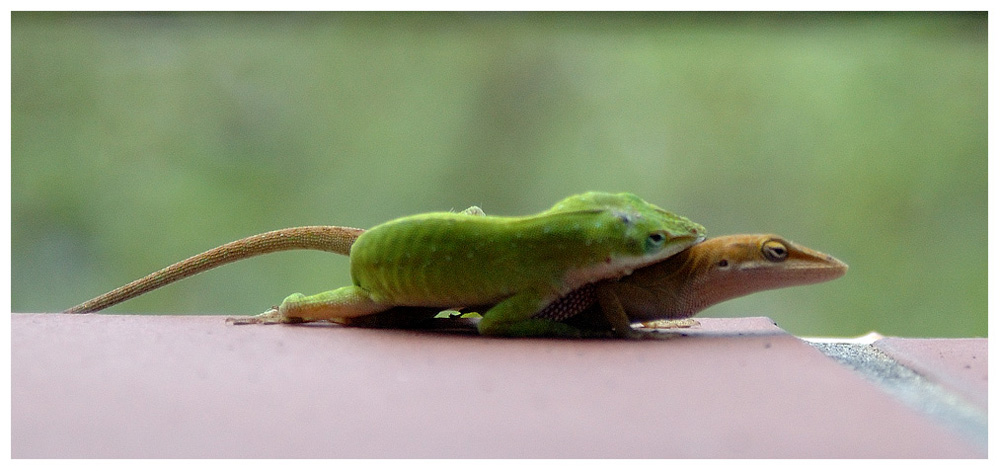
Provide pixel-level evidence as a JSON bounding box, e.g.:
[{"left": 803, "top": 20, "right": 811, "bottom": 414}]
[{"left": 339, "top": 233, "right": 848, "bottom": 337}]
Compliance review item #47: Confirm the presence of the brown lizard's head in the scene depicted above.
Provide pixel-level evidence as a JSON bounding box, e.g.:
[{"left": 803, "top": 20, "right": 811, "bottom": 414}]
[
  {"left": 696, "top": 234, "right": 848, "bottom": 286},
  {"left": 624, "top": 234, "right": 848, "bottom": 320}
]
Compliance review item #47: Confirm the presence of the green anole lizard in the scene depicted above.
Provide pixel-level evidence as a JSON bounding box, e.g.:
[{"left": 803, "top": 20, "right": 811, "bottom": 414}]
[{"left": 66, "top": 191, "right": 706, "bottom": 337}]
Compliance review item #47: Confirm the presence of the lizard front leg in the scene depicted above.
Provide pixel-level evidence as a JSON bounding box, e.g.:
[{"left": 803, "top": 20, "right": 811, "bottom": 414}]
[{"left": 593, "top": 284, "right": 682, "bottom": 340}]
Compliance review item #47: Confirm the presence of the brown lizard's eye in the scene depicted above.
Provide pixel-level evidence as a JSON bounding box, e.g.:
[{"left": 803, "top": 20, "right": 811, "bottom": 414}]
[{"left": 762, "top": 240, "right": 788, "bottom": 262}]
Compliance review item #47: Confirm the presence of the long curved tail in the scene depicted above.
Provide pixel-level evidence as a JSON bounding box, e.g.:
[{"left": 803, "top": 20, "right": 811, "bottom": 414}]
[{"left": 64, "top": 225, "right": 364, "bottom": 313}]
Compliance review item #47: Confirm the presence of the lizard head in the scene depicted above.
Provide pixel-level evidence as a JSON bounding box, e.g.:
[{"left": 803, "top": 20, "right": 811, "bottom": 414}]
[
  {"left": 551, "top": 191, "right": 706, "bottom": 269},
  {"left": 619, "top": 234, "right": 849, "bottom": 321},
  {"left": 690, "top": 234, "right": 849, "bottom": 287},
  {"left": 659, "top": 234, "right": 848, "bottom": 316},
  {"left": 606, "top": 192, "right": 706, "bottom": 261}
]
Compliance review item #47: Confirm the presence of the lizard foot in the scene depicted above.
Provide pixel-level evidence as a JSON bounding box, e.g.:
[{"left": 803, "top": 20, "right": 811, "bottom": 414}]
[
  {"left": 638, "top": 318, "right": 700, "bottom": 330},
  {"left": 226, "top": 307, "right": 305, "bottom": 325},
  {"left": 576, "top": 327, "right": 683, "bottom": 340}
]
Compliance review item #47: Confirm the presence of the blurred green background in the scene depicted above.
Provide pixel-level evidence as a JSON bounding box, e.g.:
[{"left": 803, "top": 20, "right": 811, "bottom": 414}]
[{"left": 11, "top": 12, "right": 986, "bottom": 338}]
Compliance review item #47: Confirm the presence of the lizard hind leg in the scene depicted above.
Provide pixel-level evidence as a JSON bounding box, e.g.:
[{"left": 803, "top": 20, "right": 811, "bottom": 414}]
[{"left": 228, "top": 286, "right": 389, "bottom": 325}]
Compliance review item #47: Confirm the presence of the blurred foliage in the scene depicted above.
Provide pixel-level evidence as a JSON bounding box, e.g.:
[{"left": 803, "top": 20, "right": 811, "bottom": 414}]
[{"left": 11, "top": 12, "right": 985, "bottom": 337}]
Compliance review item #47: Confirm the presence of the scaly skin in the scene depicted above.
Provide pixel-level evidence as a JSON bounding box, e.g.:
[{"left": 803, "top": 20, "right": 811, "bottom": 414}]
[
  {"left": 65, "top": 192, "right": 706, "bottom": 338},
  {"left": 251, "top": 192, "right": 705, "bottom": 337}
]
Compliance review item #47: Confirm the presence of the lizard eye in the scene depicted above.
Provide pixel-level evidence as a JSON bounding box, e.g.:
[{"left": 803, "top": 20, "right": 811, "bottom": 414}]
[
  {"left": 762, "top": 240, "right": 788, "bottom": 262},
  {"left": 644, "top": 232, "right": 667, "bottom": 252}
]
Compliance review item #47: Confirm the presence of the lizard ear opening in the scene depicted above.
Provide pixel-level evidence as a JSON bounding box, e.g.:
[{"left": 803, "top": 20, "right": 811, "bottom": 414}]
[{"left": 762, "top": 240, "right": 789, "bottom": 262}]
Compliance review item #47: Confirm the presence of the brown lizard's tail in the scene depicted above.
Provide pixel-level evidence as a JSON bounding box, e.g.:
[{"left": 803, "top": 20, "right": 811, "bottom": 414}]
[{"left": 64, "top": 225, "right": 365, "bottom": 313}]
